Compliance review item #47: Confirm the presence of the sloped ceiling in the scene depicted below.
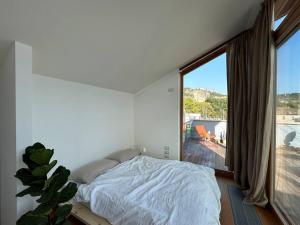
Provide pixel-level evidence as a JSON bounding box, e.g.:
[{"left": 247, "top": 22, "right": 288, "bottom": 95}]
[{"left": 0, "top": 0, "right": 262, "bottom": 93}]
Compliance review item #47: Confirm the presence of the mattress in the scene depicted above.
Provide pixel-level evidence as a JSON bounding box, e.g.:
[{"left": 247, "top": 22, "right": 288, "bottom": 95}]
[{"left": 74, "top": 155, "right": 221, "bottom": 225}]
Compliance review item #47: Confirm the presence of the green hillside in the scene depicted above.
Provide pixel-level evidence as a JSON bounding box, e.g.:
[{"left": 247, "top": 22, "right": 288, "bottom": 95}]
[{"left": 184, "top": 88, "right": 227, "bottom": 119}]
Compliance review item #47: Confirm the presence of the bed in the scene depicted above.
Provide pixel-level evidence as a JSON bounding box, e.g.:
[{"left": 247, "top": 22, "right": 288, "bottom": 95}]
[{"left": 74, "top": 155, "right": 221, "bottom": 225}]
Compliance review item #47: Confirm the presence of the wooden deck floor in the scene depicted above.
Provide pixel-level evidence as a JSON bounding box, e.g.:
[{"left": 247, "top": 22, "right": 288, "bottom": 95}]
[
  {"left": 274, "top": 145, "right": 300, "bottom": 224},
  {"left": 183, "top": 138, "right": 228, "bottom": 171}
]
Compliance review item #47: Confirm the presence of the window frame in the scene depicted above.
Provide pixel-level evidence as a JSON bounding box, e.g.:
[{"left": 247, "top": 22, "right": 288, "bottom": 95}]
[
  {"left": 179, "top": 39, "right": 233, "bottom": 177},
  {"left": 273, "top": 0, "right": 300, "bottom": 46},
  {"left": 179, "top": 0, "right": 300, "bottom": 219},
  {"left": 270, "top": 1, "right": 300, "bottom": 225},
  {"left": 271, "top": 28, "right": 300, "bottom": 225}
]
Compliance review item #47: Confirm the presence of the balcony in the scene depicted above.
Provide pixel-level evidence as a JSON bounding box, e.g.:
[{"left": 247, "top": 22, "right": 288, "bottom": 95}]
[{"left": 183, "top": 119, "right": 228, "bottom": 171}]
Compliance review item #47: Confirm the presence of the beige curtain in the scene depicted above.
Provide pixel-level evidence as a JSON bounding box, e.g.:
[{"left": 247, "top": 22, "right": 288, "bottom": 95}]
[{"left": 226, "top": 0, "right": 275, "bottom": 207}]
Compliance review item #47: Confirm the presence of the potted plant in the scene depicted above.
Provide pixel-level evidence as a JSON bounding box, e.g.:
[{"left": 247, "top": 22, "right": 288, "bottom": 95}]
[{"left": 15, "top": 142, "right": 78, "bottom": 225}]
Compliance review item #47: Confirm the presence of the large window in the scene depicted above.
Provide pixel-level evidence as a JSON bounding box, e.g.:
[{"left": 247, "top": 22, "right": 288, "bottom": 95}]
[
  {"left": 272, "top": 1, "right": 300, "bottom": 224},
  {"left": 182, "top": 52, "right": 228, "bottom": 171},
  {"left": 274, "top": 29, "right": 300, "bottom": 225}
]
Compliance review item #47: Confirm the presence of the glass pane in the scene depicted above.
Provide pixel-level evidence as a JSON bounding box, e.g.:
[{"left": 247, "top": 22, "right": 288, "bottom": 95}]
[
  {"left": 275, "top": 29, "right": 300, "bottom": 224},
  {"left": 274, "top": 15, "right": 286, "bottom": 30},
  {"left": 183, "top": 53, "right": 228, "bottom": 171},
  {"left": 273, "top": 0, "right": 289, "bottom": 30}
]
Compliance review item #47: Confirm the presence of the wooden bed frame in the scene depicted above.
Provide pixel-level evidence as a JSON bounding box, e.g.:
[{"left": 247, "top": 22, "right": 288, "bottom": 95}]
[{"left": 71, "top": 203, "right": 111, "bottom": 225}]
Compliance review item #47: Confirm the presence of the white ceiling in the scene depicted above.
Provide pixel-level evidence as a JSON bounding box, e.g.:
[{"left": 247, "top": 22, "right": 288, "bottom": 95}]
[{"left": 0, "top": 0, "right": 262, "bottom": 93}]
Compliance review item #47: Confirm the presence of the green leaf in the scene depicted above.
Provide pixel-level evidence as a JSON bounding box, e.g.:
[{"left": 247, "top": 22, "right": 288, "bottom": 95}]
[
  {"left": 44, "top": 173, "right": 59, "bottom": 190},
  {"left": 58, "top": 182, "right": 78, "bottom": 203},
  {"left": 16, "top": 186, "right": 43, "bottom": 197},
  {"left": 32, "top": 160, "right": 57, "bottom": 177},
  {"left": 38, "top": 167, "right": 71, "bottom": 203},
  {"left": 23, "top": 152, "right": 40, "bottom": 170},
  {"left": 37, "top": 189, "right": 57, "bottom": 204},
  {"left": 50, "top": 166, "right": 70, "bottom": 191},
  {"left": 30, "top": 179, "right": 46, "bottom": 187},
  {"left": 15, "top": 168, "right": 36, "bottom": 186},
  {"left": 25, "top": 143, "right": 45, "bottom": 155},
  {"left": 32, "top": 142, "right": 46, "bottom": 150},
  {"left": 54, "top": 204, "right": 72, "bottom": 225},
  {"left": 52, "top": 166, "right": 70, "bottom": 176},
  {"left": 15, "top": 168, "right": 45, "bottom": 187},
  {"left": 58, "top": 183, "right": 77, "bottom": 203},
  {"left": 30, "top": 148, "right": 54, "bottom": 165},
  {"left": 23, "top": 143, "right": 46, "bottom": 169},
  {"left": 31, "top": 203, "right": 53, "bottom": 215},
  {"left": 17, "top": 212, "right": 48, "bottom": 225},
  {"left": 38, "top": 167, "right": 70, "bottom": 203}
]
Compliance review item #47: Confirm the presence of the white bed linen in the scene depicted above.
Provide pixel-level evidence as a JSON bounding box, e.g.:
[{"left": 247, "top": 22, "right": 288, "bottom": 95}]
[{"left": 74, "top": 156, "right": 221, "bottom": 225}]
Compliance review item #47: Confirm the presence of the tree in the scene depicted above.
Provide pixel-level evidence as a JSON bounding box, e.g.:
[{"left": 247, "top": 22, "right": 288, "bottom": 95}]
[
  {"left": 184, "top": 95, "right": 228, "bottom": 119},
  {"left": 194, "top": 102, "right": 215, "bottom": 118},
  {"left": 184, "top": 97, "right": 195, "bottom": 113},
  {"left": 205, "top": 96, "right": 227, "bottom": 119}
]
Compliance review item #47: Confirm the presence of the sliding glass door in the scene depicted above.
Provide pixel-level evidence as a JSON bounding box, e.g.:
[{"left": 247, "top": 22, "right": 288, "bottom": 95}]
[
  {"left": 182, "top": 52, "right": 228, "bottom": 171},
  {"left": 274, "top": 28, "right": 300, "bottom": 225}
]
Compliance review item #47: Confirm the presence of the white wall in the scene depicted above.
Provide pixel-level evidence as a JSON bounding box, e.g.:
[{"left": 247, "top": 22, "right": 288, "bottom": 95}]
[
  {"left": 0, "top": 42, "right": 179, "bottom": 224},
  {"left": 134, "top": 71, "right": 180, "bottom": 160},
  {"left": 0, "top": 42, "right": 33, "bottom": 225},
  {"left": 32, "top": 74, "right": 135, "bottom": 171},
  {"left": 0, "top": 42, "right": 17, "bottom": 225},
  {"left": 15, "top": 42, "right": 34, "bottom": 219}
]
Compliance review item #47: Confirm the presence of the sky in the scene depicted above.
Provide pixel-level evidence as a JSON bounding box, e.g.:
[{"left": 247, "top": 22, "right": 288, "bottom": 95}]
[
  {"left": 184, "top": 29, "right": 300, "bottom": 95},
  {"left": 184, "top": 53, "right": 227, "bottom": 95},
  {"left": 277, "top": 29, "right": 300, "bottom": 94},
  {"left": 274, "top": 16, "right": 286, "bottom": 30}
]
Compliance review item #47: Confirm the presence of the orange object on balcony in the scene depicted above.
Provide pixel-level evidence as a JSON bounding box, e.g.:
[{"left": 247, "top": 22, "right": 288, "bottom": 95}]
[{"left": 195, "top": 125, "right": 209, "bottom": 139}]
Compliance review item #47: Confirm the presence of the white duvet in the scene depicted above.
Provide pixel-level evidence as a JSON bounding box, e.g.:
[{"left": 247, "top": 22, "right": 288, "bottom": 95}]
[{"left": 75, "top": 156, "right": 221, "bottom": 225}]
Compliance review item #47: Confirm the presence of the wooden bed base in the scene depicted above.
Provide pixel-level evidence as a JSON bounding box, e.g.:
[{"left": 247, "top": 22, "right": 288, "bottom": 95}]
[{"left": 71, "top": 203, "right": 111, "bottom": 225}]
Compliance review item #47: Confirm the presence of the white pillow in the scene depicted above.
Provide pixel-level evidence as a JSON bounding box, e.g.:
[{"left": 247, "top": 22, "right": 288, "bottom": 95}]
[
  {"left": 107, "top": 148, "right": 141, "bottom": 163},
  {"left": 71, "top": 159, "right": 119, "bottom": 183}
]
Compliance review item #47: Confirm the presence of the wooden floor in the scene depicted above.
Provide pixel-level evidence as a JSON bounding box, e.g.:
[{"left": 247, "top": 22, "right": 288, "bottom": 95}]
[
  {"left": 217, "top": 176, "right": 282, "bottom": 225},
  {"left": 274, "top": 145, "right": 300, "bottom": 223},
  {"left": 183, "top": 138, "right": 228, "bottom": 171}
]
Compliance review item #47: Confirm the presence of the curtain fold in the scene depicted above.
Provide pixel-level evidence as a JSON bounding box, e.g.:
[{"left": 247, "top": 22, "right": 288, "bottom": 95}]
[
  {"left": 225, "top": 0, "right": 275, "bottom": 207},
  {"left": 226, "top": 31, "right": 252, "bottom": 188}
]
